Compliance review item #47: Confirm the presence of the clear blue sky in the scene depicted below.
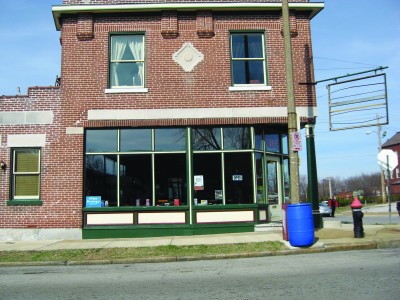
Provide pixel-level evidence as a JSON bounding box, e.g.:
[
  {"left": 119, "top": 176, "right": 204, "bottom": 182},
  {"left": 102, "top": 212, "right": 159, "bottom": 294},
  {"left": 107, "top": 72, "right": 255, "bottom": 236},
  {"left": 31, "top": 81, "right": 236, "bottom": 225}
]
[{"left": 0, "top": 0, "right": 399, "bottom": 180}]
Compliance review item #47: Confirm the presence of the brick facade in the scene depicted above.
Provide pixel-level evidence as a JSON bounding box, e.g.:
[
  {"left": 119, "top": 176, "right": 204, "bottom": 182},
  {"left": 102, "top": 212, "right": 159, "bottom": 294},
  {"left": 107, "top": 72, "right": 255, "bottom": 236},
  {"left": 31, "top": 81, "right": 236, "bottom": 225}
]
[
  {"left": 0, "top": 1, "right": 320, "bottom": 237},
  {"left": 0, "top": 87, "right": 82, "bottom": 229}
]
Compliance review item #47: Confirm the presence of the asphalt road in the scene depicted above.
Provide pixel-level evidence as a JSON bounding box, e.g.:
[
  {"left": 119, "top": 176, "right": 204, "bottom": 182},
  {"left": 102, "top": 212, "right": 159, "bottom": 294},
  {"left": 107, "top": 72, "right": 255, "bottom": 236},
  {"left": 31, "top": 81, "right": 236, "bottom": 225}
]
[{"left": 0, "top": 249, "right": 399, "bottom": 300}]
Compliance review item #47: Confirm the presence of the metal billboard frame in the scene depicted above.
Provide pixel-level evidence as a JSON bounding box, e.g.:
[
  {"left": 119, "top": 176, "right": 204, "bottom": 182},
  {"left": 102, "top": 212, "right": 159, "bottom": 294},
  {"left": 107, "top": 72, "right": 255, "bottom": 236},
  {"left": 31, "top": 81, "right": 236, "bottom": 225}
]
[{"left": 328, "top": 73, "right": 388, "bottom": 131}]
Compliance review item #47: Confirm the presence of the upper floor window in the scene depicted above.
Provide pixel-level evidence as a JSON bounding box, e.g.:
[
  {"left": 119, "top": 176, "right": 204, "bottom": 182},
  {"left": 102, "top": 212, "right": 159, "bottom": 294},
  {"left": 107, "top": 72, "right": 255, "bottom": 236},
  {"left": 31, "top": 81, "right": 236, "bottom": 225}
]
[
  {"left": 230, "top": 33, "right": 266, "bottom": 86},
  {"left": 110, "top": 34, "right": 145, "bottom": 88},
  {"left": 12, "top": 149, "right": 40, "bottom": 200}
]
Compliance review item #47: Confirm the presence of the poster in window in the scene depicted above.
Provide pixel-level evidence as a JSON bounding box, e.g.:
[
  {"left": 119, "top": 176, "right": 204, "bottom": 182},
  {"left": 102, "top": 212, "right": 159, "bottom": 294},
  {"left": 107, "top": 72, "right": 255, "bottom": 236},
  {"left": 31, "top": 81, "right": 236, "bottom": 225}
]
[
  {"left": 86, "top": 196, "right": 102, "bottom": 207},
  {"left": 232, "top": 175, "right": 243, "bottom": 181},
  {"left": 194, "top": 175, "right": 204, "bottom": 190}
]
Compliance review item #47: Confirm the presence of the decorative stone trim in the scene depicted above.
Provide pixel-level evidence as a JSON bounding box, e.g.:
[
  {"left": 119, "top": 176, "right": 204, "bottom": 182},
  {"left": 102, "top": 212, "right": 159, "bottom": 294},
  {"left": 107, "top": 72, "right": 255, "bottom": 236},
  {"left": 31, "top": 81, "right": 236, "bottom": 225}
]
[
  {"left": 76, "top": 13, "right": 94, "bottom": 40},
  {"left": 161, "top": 10, "right": 179, "bottom": 39},
  {"left": 196, "top": 11, "right": 214, "bottom": 38},
  {"left": 173, "top": 43, "right": 204, "bottom": 72}
]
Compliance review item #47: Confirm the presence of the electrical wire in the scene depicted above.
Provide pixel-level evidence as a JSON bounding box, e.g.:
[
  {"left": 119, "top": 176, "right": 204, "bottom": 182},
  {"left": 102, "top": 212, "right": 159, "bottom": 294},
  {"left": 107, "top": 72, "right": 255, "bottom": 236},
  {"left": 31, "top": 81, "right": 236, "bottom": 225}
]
[{"left": 313, "top": 56, "right": 380, "bottom": 67}]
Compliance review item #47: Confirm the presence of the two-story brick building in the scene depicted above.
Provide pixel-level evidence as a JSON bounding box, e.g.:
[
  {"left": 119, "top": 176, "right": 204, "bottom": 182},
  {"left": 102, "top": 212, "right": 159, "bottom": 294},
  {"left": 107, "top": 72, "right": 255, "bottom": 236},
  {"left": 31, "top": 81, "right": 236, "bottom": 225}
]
[{"left": 0, "top": 0, "right": 323, "bottom": 240}]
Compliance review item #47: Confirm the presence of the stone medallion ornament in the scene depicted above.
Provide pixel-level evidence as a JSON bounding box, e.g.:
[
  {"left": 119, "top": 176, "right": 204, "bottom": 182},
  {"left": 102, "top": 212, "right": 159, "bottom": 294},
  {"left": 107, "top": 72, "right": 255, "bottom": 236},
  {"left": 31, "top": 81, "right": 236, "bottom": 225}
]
[{"left": 173, "top": 43, "right": 204, "bottom": 72}]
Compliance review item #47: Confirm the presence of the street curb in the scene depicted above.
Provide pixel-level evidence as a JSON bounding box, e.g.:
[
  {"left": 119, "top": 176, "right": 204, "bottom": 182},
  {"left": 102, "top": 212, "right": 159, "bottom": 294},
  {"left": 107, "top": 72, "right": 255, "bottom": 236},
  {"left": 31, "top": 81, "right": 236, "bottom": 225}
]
[{"left": 1, "top": 239, "right": 398, "bottom": 267}]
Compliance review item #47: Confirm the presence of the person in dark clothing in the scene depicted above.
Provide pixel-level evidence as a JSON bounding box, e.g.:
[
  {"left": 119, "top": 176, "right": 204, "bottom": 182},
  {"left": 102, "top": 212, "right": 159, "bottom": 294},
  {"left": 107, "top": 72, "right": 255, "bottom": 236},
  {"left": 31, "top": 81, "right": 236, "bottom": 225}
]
[
  {"left": 329, "top": 198, "right": 337, "bottom": 217},
  {"left": 397, "top": 201, "right": 400, "bottom": 216}
]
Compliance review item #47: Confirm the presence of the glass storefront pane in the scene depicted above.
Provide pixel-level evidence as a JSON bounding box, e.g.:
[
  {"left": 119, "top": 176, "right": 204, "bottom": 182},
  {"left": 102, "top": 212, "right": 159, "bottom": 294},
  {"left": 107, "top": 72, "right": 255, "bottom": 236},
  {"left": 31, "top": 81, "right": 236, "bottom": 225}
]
[
  {"left": 283, "top": 158, "right": 290, "bottom": 201},
  {"left": 254, "top": 128, "right": 263, "bottom": 150},
  {"left": 192, "top": 128, "right": 221, "bottom": 150},
  {"left": 155, "top": 128, "right": 186, "bottom": 151},
  {"left": 224, "top": 152, "right": 253, "bottom": 204},
  {"left": 193, "top": 153, "right": 222, "bottom": 205},
  {"left": 266, "top": 160, "right": 279, "bottom": 204},
  {"left": 265, "top": 133, "right": 280, "bottom": 153},
  {"left": 223, "top": 127, "right": 251, "bottom": 150},
  {"left": 282, "top": 134, "right": 288, "bottom": 154},
  {"left": 120, "top": 129, "right": 152, "bottom": 152},
  {"left": 86, "top": 130, "right": 118, "bottom": 153},
  {"left": 255, "top": 153, "right": 264, "bottom": 203},
  {"left": 155, "top": 154, "right": 187, "bottom": 206},
  {"left": 120, "top": 155, "right": 152, "bottom": 206},
  {"left": 85, "top": 155, "right": 118, "bottom": 206}
]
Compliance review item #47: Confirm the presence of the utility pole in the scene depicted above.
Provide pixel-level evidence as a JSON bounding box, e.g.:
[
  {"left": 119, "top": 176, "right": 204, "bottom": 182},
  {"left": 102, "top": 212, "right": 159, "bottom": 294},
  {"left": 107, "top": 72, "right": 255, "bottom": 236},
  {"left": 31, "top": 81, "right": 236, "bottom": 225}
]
[{"left": 282, "top": 0, "right": 300, "bottom": 203}]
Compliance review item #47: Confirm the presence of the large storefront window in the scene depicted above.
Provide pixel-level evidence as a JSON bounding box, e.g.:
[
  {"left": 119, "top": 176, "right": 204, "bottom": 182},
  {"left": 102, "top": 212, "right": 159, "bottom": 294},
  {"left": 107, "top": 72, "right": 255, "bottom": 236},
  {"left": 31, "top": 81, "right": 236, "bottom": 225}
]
[
  {"left": 155, "top": 154, "right": 187, "bottom": 206},
  {"left": 120, "top": 154, "right": 152, "bottom": 206},
  {"left": 85, "top": 154, "right": 118, "bottom": 206},
  {"left": 224, "top": 152, "right": 253, "bottom": 204},
  {"left": 84, "top": 127, "right": 289, "bottom": 208},
  {"left": 193, "top": 153, "right": 222, "bottom": 205}
]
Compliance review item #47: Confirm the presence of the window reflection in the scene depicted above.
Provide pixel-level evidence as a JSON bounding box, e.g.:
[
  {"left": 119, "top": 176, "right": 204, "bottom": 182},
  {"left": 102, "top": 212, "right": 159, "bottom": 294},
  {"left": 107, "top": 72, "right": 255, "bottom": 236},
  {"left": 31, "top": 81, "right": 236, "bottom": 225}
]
[
  {"left": 86, "top": 130, "right": 118, "bottom": 152},
  {"left": 223, "top": 127, "right": 251, "bottom": 149},
  {"left": 155, "top": 128, "right": 186, "bottom": 151},
  {"left": 254, "top": 128, "right": 263, "bottom": 150},
  {"left": 85, "top": 155, "right": 118, "bottom": 206},
  {"left": 120, "top": 129, "right": 151, "bottom": 151},
  {"left": 265, "top": 133, "right": 280, "bottom": 153},
  {"left": 192, "top": 128, "right": 221, "bottom": 150}
]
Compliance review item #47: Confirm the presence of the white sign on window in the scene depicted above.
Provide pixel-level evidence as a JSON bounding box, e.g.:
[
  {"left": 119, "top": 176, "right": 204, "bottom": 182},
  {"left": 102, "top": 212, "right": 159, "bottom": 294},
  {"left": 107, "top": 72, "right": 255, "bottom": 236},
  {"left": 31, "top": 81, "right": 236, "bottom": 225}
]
[{"left": 194, "top": 175, "right": 204, "bottom": 190}]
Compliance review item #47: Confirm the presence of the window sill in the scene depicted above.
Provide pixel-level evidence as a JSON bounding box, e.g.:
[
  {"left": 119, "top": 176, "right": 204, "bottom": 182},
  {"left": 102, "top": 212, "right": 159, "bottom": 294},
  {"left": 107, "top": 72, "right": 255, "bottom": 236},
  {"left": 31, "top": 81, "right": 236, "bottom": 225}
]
[
  {"left": 7, "top": 200, "right": 43, "bottom": 206},
  {"left": 229, "top": 86, "right": 272, "bottom": 92},
  {"left": 105, "top": 88, "right": 148, "bottom": 94}
]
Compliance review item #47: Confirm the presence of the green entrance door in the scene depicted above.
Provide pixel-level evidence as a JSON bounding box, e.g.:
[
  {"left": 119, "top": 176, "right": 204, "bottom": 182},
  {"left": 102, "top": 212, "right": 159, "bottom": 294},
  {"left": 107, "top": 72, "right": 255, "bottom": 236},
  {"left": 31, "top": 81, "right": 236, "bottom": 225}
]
[{"left": 266, "top": 157, "right": 283, "bottom": 221}]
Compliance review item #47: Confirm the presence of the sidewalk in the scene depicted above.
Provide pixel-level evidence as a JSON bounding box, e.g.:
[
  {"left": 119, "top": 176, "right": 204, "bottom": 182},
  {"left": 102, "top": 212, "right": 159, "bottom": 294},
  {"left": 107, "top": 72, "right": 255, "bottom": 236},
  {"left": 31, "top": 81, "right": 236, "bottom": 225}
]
[{"left": 1, "top": 223, "right": 399, "bottom": 266}]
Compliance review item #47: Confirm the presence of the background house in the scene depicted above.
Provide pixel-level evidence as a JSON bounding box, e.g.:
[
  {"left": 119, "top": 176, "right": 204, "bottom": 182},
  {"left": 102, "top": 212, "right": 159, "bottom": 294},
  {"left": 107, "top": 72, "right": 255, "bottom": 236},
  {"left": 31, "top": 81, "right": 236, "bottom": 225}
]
[{"left": 382, "top": 132, "right": 400, "bottom": 196}]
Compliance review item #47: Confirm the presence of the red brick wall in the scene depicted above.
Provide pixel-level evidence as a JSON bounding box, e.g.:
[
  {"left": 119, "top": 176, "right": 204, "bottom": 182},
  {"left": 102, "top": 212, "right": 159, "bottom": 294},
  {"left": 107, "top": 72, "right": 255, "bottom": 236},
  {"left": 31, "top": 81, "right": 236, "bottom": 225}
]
[
  {"left": 60, "top": 11, "right": 315, "bottom": 126},
  {"left": 0, "top": 5, "right": 316, "bottom": 229},
  {"left": 0, "top": 87, "right": 83, "bottom": 228}
]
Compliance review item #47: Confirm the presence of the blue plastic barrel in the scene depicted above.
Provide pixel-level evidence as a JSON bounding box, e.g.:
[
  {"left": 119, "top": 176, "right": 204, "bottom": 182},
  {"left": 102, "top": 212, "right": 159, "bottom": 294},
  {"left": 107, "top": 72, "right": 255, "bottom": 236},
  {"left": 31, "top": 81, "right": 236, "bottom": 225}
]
[{"left": 287, "top": 203, "right": 315, "bottom": 247}]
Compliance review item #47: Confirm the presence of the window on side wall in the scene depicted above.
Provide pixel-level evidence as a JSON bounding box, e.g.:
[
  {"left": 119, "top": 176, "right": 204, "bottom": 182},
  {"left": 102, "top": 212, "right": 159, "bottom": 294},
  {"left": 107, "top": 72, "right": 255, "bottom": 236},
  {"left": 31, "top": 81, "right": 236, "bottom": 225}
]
[
  {"left": 12, "top": 149, "right": 40, "bottom": 200},
  {"left": 109, "top": 34, "right": 145, "bottom": 89},
  {"left": 230, "top": 32, "right": 266, "bottom": 86}
]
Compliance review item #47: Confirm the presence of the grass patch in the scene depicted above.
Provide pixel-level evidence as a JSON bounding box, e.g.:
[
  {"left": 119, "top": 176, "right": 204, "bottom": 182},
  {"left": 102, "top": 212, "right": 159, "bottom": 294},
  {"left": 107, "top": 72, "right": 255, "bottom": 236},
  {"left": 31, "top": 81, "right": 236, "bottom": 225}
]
[{"left": 0, "top": 241, "right": 286, "bottom": 263}]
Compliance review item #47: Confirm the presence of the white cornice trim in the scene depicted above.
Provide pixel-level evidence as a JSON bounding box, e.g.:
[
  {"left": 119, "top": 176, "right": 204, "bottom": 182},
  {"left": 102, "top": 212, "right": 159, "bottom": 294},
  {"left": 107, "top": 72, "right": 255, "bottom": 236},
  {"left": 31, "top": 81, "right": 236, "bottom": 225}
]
[
  {"left": 88, "top": 107, "right": 318, "bottom": 121},
  {"left": 52, "top": 2, "right": 324, "bottom": 30}
]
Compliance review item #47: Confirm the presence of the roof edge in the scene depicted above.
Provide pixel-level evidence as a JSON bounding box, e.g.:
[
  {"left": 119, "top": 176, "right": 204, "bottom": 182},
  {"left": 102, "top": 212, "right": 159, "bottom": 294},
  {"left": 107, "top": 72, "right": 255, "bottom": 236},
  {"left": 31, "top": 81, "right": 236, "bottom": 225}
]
[{"left": 52, "top": 2, "right": 325, "bottom": 30}]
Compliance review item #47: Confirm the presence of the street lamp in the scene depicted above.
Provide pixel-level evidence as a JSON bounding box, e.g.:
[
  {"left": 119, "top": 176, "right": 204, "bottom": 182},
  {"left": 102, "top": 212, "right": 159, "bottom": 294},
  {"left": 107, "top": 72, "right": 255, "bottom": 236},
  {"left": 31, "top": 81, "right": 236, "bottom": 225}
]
[{"left": 366, "top": 128, "right": 387, "bottom": 203}]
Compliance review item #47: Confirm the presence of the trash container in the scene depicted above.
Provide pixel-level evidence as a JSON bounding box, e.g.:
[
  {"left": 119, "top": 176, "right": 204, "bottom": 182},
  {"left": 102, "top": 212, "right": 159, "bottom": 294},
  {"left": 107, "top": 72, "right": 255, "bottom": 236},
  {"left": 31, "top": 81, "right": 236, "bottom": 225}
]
[{"left": 287, "top": 203, "right": 315, "bottom": 247}]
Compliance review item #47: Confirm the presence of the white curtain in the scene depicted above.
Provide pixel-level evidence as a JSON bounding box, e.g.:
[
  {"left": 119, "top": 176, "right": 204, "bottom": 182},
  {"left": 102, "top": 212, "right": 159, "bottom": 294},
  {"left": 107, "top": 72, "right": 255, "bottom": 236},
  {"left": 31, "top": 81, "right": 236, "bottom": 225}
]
[
  {"left": 127, "top": 36, "right": 144, "bottom": 86},
  {"left": 111, "top": 36, "right": 128, "bottom": 87}
]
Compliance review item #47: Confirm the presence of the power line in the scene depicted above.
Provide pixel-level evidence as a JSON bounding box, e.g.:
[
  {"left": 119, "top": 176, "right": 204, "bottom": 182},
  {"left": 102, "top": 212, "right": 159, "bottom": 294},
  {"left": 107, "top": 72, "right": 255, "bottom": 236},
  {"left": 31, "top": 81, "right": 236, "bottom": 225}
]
[{"left": 313, "top": 56, "right": 380, "bottom": 67}]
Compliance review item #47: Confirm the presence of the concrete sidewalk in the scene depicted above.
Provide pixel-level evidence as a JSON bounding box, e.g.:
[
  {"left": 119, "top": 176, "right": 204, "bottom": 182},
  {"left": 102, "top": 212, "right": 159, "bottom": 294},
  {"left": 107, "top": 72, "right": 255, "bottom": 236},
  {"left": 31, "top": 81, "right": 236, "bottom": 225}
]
[{"left": 0, "top": 223, "right": 399, "bottom": 265}]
